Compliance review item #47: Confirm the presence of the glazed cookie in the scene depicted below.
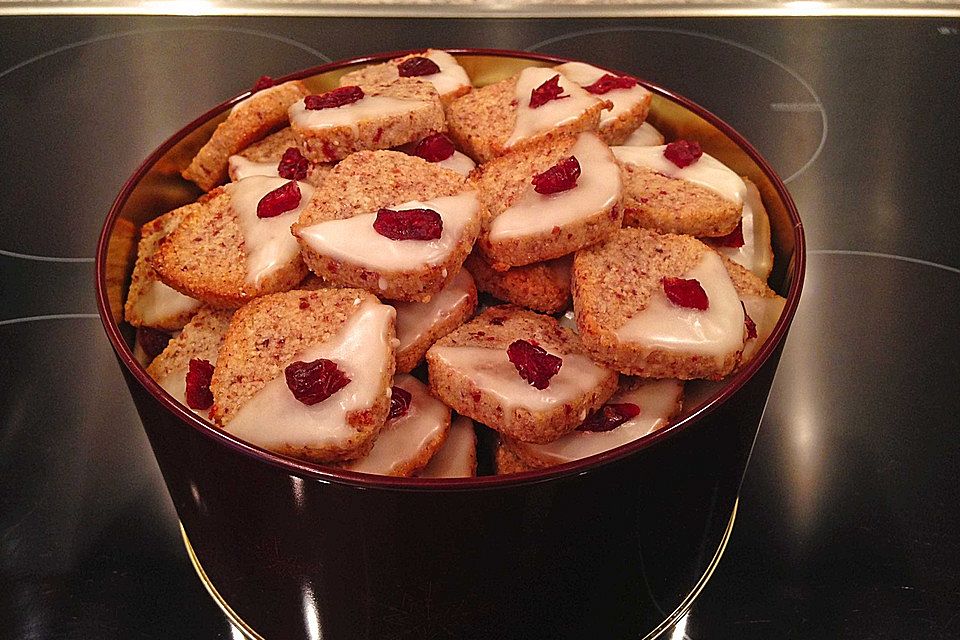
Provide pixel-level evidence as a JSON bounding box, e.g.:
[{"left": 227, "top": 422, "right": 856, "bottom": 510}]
[
  {"left": 553, "top": 62, "right": 652, "bottom": 146},
  {"left": 465, "top": 251, "right": 572, "bottom": 315},
  {"left": 228, "top": 127, "right": 332, "bottom": 187},
  {"left": 151, "top": 176, "right": 314, "bottom": 308},
  {"left": 183, "top": 79, "right": 310, "bottom": 191},
  {"left": 494, "top": 440, "right": 546, "bottom": 475},
  {"left": 418, "top": 415, "right": 478, "bottom": 478},
  {"left": 573, "top": 227, "right": 745, "bottom": 380},
  {"left": 472, "top": 131, "right": 622, "bottom": 269},
  {"left": 210, "top": 289, "right": 396, "bottom": 463},
  {"left": 339, "top": 50, "right": 472, "bottom": 106},
  {"left": 721, "top": 256, "right": 785, "bottom": 367},
  {"left": 289, "top": 78, "right": 445, "bottom": 163},
  {"left": 401, "top": 133, "right": 477, "bottom": 178},
  {"left": 125, "top": 206, "right": 202, "bottom": 331},
  {"left": 621, "top": 121, "right": 665, "bottom": 147},
  {"left": 342, "top": 374, "right": 451, "bottom": 476},
  {"left": 702, "top": 177, "right": 774, "bottom": 280},
  {"left": 614, "top": 140, "right": 745, "bottom": 237},
  {"left": 446, "top": 66, "right": 611, "bottom": 163},
  {"left": 293, "top": 150, "right": 479, "bottom": 302},
  {"left": 426, "top": 305, "right": 618, "bottom": 444}
]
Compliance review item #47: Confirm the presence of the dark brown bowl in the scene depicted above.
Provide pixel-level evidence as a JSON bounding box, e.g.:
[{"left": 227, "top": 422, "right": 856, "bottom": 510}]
[{"left": 96, "top": 49, "right": 804, "bottom": 640}]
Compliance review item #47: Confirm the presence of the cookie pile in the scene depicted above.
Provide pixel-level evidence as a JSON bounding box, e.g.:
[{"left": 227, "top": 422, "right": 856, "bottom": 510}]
[{"left": 125, "top": 50, "right": 784, "bottom": 477}]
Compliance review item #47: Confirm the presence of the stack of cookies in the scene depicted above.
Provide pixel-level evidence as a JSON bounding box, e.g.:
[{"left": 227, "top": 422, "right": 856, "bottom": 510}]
[{"left": 125, "top": 51, "right": 784, "bottom": 477}]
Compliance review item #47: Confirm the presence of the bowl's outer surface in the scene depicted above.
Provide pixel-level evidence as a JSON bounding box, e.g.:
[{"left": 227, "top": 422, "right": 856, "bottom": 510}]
[{"left": 97, "top": 50, "right": 804, "bottom": 639}]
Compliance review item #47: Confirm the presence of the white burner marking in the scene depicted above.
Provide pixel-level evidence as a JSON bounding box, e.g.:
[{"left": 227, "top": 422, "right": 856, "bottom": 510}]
[{"left": 0, "top": 313, "right": 100, "bottom": 327}]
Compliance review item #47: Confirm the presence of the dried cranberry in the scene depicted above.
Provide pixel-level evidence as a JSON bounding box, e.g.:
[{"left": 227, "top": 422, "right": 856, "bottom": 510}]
[
  {"left": 373, "top": 208, "right": 443, "bottom": 241},
  {"left": 577, "top": 403, "right": 641, "bottom": 432},
  {"left": 388, "top": 386, "right": 413, "bottom": 420},
  {"left": 708, "top": 220, "right": 745, "bottom": 248},
  {"left": 529, "top": 74, "right": 569, "bottom": 109},
  {"left": 185, "top": 359, "right": 215, "bottom": 410},
  {"left": 413, "top": 133, "right": 455, "bottom": 162},
  {"left": 257, "top": 181, "right": 301, "bottom": 218},
  {"left": 662, "top": 277, "right": 709, "bottom": 310},
  {"left": 304, "top": 86, "right": 364, "bottom": 110},
  {"left": 507, "top": 339, "right": 563, "bottom": 390},
  {"left": 742, "top": 303, "right": 758, "bottom": 340},
  {"left": 277, "top": 147, "right": 309, "bottom": 181},
  {"left": 663, "top": 140, "right": 703, "bottom": 169},
  {"left": 284, "top": 359, "right": 351, "bottom": 405},
  {"left": 137, "top": 327, "right": 172, "bottom": 359},
  {"left": 583, "top": 73, "right": 638, "bottom": 95},
  {"left": 397, "top": 56, "right": 441, "bottom": 77},
  {"left": 532, "top": 156, "right": 581, "bottom": 194},
  {"left": 251, "top": 75, "right": 276, "bottom": 92}
]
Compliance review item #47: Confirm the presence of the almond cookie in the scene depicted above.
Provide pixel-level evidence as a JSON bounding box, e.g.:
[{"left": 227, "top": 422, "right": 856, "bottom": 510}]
[
  {"left": 465, "top": 251, "right": 572, "bottom": 315},
  {"left": 418, "top": 415, "right": 478, "bottom": 478},
  {"left": 721, "top": 256, "right": 785, "bottom": 367},
  {"left": 228, "top": 127, "right": 332, "bottom": 187},
  {"left": 339, "top": 50, "right": 472, "bottom": 106},
  {"left": 553, "top": 62, "right": 652, "bottom": 146}
]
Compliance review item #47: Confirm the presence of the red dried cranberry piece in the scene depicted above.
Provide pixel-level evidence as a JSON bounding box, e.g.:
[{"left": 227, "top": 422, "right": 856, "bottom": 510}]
[
  {"left": 277, "top": 147, "right": 309, "bottom": 181},
  {"left": 583, "top": 73, "right": 638, "bottom": 95},
  {"left": 373, "top": 208, "right": 443, "bottom": 241},
  {"left": 529, "top": 74, "right": 569, "bottom": 109},
  {"left": 532, "top": 156, "right": 581, "bottom": 194},
  {"left": 185, "top": 359, "right": 215, "bottom": 410},
  {"left": 742, "top": 303, "right": 758, "bottom": 340},
  {"left": 284, "top": 359, "right": 351, "bottom": 406},
  {"left": 507, "top": 339, "right": 563, "bottom": 390},
  {"left": 251, "top": 75, "right": 276, "bottom": 92},
  {"left": 413, "top": 133, "right": 455, "bottom": 162},
  {"left": 388, "top": 386, "right": 413, "bottom": 420},
  {"left": 304, "top": 86, "right": 364, "bottom": 110},
  {"left": 137, "top": 327, "right": 172, "bottom": 359},
  {"left": 663, "top": 140, "right": 703, "bottom": 169},
  {"left": 662, "top": 277, "right": 709, "bottom": 310},
  {"left": 397, "top": 56, "right": 441, "bottom": 77},
  {"left": 257, "top": 181, "right": 301, "bottom": 218},
  {"left": 577, "top": 403, "right": 641, "bottom": 432},
  {"left": 708, "top": 220, "right": 745, "bottom": 248}
]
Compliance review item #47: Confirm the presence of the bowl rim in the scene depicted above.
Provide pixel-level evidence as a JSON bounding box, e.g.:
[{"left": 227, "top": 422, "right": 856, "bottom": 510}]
[{"left": 96, "top": 47, "right": 805, "bottom": 492}]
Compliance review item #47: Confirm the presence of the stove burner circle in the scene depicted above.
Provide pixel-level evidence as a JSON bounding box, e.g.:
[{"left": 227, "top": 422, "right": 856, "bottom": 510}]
[
  {"left": 0, "top": 27, "right": 329, "bottom": 262},
  {"left": 525, "top": 27, "right": 826, "bottom": 186}
]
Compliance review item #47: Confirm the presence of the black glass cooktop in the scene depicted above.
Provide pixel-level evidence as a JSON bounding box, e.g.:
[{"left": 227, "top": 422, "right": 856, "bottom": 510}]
[{"left": 1, "top": 14, "right": 958, "bottom": 640}]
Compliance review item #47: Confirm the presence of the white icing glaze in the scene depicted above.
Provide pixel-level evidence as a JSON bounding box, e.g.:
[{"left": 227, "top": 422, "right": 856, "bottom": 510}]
[
  {"left": 223, "top": 299, "right": 395, "bottom": 451},
  {"left": 394, "top": 268, "right": 475, "bottom": 357},
  {"left": 716, "top": 180, "right": 774, "bottom": 279},
  {"left": 419, "top": 415, "right": 477, "bottom": 478},
  {"left": 505, "top": 67, "right": 606, "bottom": 149},
  {"left": 134, "top": 280, "right": 201, "bottom": 326},
  {"left": 289, "top": 93, "right": 429, "bottom": 135},
  {"left": 615, "top": 251, "right": 745, "bottom": 365},
  {"left": 428, "top": 345, "right": 611, "bottom": 418},
  {"left": 553, "top": 62, "right": 651, "bottom": 128},
  {"left": 410, "top": 50, "right": 472, "bottom": 97},
  {"left": 297, "top": 191, "right": 479, "bottom": 273},
  {"left": 559, "top": 309, "right": 578, "bottom": 334},
  {"left": 740, "top": 294, "right": 785, "bottom": 364},
  {"left": 612, "top": 145, "right": 747, "bottom": 205},
  {"left": 437, "top": 151, "right": 476, "bottom": 177},
  {"left": 516, "top": 378, "right": 683, "bottom": 464},
  {"left": 621, "top": 122, "right": 665, "bottom": 147},
  {"left": 227, "top": 175, "right": 315, "bottom": 287},
  {"left": 488, "top": 132, "right": 621, "bottom": 243},
  {"left": 345, "top": 374, "right": 450, "bottom": 476},
  {"left": 228, "top": 155, "right": 279, "bottom": 182}
]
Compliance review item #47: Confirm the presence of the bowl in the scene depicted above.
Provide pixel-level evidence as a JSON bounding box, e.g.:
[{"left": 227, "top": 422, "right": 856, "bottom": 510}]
[{"left": 96, "top": 49, "right": 804, "bottom": 640}]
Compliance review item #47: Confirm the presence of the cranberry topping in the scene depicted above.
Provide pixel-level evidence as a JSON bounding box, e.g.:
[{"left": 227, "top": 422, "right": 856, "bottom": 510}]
[
  {"left": 256, "top": 181, "right": 301, "bottom": 218},
  {"left": 583, "top": 73, "right": 638, "bottom": 95},
  {"left": 388, "top": 386, "right": 413, "bottom": 420},
  {"left": 277, "top": 147, "right": 309, "bottom": 181},
  {"left": 662, "top": 277, "right": 709, "bottom": 310},
  {"left": 284, "top": 359, "right": 351, "bottom": 406},
  {"left": 137, "top": 327, "right": 172, "bottom": 359},
  {"left": 663, "top": 140, "right": 703, "bottom": 169},
  {"left": 532, "top": 156, "right": 581, "bottom": 194},
  {"left": 413, "top": 133, "right": 455, "bottom": 162},
  {"left": 304, "top": 86, "right": 364, "bottom": 110},
  {"left": 185, "top": 359, "right": 215, "bottom": 410},
  {"left": 397, "top": 56, "right": 441, "bottom": 77},
  {"left": 708, "top": 220, "right": 745, "bottom": 248},
  {"left": 743, "top": 303, "right": 758, "bottom": 340},
  {"left": 373, "top": 208, "right": 443, "bottom": 241},
  {"left": 251, "top": 75, "right": 276, "bottom": 92},
  {"left": 507, "top": 339, "right": 563, "bottom": 390},
  {"left": 576, "top": 403, "right": 641, "bottom": 432},
  {"left": 529, "top": 75, "right": 569, "bottom": 109}
]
